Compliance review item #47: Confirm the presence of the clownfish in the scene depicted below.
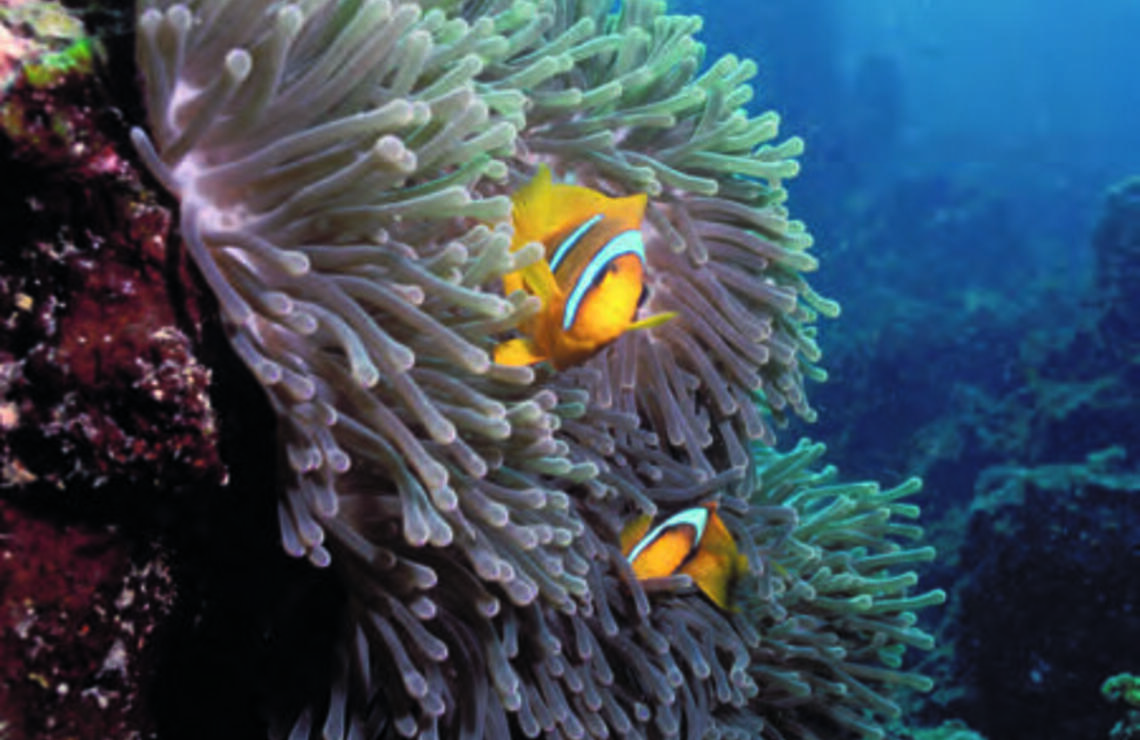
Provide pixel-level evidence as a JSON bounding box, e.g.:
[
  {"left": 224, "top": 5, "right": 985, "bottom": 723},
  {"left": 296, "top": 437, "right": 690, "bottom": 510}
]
[
  {"left": 620, "top": 501, "right": 749, "bottom": 611},
  {"left": 493, "top": 165, "right": 677, "bottom": 370}
]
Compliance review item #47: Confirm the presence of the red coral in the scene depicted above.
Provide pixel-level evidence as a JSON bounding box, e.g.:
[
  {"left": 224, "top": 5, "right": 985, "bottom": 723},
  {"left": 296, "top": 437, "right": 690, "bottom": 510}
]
[
  {"left": 0, "top": 500, "right": 176, "bottom": 740},
  {"left": 0, "top": 5, "right": 229, "bottom": 736}
]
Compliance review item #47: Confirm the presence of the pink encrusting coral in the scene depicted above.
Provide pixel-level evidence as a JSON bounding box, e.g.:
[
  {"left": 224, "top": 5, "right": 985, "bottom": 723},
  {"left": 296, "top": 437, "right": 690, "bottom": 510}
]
[{"left": 131, "top": 0, "right": 942, "bottom": 738}]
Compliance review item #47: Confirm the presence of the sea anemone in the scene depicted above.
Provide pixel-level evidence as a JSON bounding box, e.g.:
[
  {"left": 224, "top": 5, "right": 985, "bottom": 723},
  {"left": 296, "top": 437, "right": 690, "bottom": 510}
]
[{"left": 132, "top": 0, "right": 937, "bottom": 737}]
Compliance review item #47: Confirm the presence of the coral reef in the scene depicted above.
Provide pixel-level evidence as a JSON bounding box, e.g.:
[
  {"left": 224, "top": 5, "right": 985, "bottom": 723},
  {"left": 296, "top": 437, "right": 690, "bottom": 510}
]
[
  {"left": 0, "top": 1, "right": 89, "bottom": 90},
  {"left": 803, "top": 172, "right": 1060, "bottom": 490},
  {"left": 798, "top": 176, "right": 1140, "bottom": 740},
  {"left": 0, "top": 500, "right": 176, "bottom": 739},
  {"left": 1093, "top": 177, "right": 1140, "bottom": 348},
  {"left": 808, "top": 173, "right": 1140, "bottom": 522},
  {"left": 0, "top": 3, "right": 223, "bottom": 736},
  {"left": 930, "top": 450, "right": 1140, "bottom": 740}
]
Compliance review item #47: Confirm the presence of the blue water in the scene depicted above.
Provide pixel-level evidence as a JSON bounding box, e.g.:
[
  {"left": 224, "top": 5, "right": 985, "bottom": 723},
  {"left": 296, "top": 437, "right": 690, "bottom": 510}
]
[
  {"left": 672, "top": 1, "right": 1140, "bottom": 738},
  {"left": 671, "top": 0, "right": 1140, "bottom": 476},
  {"left": 677, "top": 0, "right": 1140, "bottom": 270}
]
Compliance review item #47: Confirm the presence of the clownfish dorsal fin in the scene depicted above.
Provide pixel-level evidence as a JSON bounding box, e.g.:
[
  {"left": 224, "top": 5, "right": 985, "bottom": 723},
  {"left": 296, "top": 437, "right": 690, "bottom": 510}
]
[
  {"left": 509, "top": 165, "right": 556, "bottom": 250},
  {"left": 605, "top": 191, "right": 649, "bottom": 232},
  {"left": 511, "top": 165, "right": 599, "bottom": 247},
  {"left": 512, "top": 165, "right": 643, "bottom": 250}
]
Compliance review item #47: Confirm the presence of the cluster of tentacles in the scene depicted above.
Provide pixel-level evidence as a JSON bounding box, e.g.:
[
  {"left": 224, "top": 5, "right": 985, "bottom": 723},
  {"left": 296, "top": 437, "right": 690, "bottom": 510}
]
[{"left": 133, "top": 0, "right": 942, "bottom": 737}]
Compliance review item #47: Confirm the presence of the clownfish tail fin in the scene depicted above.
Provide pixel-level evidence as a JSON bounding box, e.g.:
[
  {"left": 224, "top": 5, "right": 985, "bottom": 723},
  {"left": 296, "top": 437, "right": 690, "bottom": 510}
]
[
  {"left": 493, "top": 337, "right": 547, "bottom": 367},
  {"left": 628, "top": 311, "right": 679, "bottom": 332},
  {"left": 711, "top": 555, "right": 751, "bottom": 612}
]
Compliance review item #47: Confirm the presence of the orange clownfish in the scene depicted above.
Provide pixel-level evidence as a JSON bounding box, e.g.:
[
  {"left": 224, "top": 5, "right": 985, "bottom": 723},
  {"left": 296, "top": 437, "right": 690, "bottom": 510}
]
[
  {"left": 620, "top": 501, "right": 749, "bottom": 611},
  {"left": 493, "top": 165, "right": 677, "bottom": 370}
]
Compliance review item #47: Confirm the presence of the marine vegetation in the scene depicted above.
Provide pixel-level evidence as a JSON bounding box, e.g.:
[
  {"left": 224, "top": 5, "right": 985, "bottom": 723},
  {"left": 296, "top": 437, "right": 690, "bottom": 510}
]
[
  {"left": 1104, "top": 674, "right": 1140, "bottom": 709},
  {"left": 1105, "top": 673, "right": 1140, "bottom": 740},
  {"left": 131, "top": 0, "right": 943, "bottom": 737}
]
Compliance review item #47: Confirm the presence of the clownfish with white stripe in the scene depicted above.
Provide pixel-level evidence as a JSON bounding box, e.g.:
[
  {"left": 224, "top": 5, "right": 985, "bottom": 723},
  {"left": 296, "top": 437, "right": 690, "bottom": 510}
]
[
  {"left": 493, "top": 165, "right": 677, "bottom": 370},
  {"left": 620, "top": 501, "right": 749, "bottom": 611}
]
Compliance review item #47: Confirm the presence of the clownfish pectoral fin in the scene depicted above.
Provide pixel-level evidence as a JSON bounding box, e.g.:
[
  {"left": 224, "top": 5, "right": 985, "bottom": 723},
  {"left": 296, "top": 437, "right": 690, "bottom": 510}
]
[
  {"left": 518, "top": 256, "right": 560, "bottom": 305},
  {"left": 501, "top": 269, "right": 525, "bottom": 298},
  {"left": 627, "top": 311, "right": 679, "bottom": 332},
  {"left": 493, "top": 337, "right": 548, "bottom": 367}
]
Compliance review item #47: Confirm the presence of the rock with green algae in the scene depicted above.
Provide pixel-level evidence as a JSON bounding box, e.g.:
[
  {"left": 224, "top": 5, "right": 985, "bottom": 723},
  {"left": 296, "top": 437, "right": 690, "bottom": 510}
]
[{"left": 0, "top": 1, "right": 88, "bottom": 90}]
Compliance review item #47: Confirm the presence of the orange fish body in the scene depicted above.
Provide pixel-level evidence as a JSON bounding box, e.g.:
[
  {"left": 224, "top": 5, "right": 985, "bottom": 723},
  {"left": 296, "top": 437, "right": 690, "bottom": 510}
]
[
  {"left": 620, "top": 502, "right": 749, "bottom": 611},
  {"left": 494, "top": 165, "right": 676, "bottom": 370}
]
